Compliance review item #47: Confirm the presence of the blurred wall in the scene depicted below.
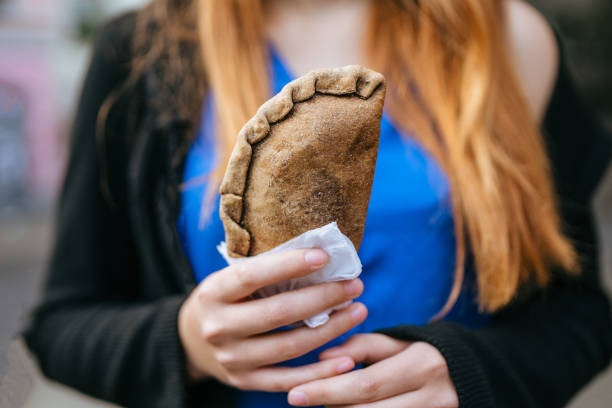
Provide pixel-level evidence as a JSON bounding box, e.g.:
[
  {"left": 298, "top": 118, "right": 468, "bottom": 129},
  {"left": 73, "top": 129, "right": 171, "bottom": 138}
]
[{"left": 0, "top": 0, "right": 148, "bottom": 212}]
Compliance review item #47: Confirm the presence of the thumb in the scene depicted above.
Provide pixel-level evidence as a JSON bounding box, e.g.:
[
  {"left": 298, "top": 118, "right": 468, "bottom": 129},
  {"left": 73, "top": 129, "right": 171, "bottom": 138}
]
[{"left": 319, "top": 333, "right": 410, "bottom": 365}]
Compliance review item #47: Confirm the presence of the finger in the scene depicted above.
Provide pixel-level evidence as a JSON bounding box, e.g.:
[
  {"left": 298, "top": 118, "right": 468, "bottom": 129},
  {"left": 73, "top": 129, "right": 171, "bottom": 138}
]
[
  {"left": 231, "top": 356, "right": 355, "bottom": 393},
  {"left": 319, "top": 333, "right": 408, "bottom": 364},
  {"left": 331, "top": 384, "right": 458, "bottom": 408},
  {"left": 329, "top": 389, "right": 432, "bottom": 408},
  {"left": 223, "top": 303, "right": 367, "bottom": 370},
  {"left": 224, "top": 279, "right": 363, "bottom": 337},
  {"left": 288, "top": 349, "right": 424, "bottom": 406},
  {"left": 209, "top": 249, "right": 328, "bottom": 302}
]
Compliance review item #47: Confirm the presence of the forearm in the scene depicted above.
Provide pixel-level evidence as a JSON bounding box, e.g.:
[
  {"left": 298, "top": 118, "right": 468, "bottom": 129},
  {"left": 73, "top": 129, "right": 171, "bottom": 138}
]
[
  {"left": 380, "top": 210, "right": 612, "bottom": 407},
  {"left": 24, "top": 296, "right": 189, "bottom": 408}
]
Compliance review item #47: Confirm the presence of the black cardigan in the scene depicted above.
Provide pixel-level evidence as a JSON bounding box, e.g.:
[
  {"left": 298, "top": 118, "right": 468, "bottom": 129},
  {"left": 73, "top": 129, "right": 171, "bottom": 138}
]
[{"left": 24, "top": 12, "right": 612, "bottom": 408}]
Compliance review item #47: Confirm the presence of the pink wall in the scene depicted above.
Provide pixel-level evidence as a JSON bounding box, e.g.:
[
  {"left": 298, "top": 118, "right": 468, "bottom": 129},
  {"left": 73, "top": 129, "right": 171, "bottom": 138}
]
[
  {"left": 0, "top": 0, "right": 67, "bottom": 199},
  {"left": 0, "top": 48, "right": 64, "bottom": 198}
]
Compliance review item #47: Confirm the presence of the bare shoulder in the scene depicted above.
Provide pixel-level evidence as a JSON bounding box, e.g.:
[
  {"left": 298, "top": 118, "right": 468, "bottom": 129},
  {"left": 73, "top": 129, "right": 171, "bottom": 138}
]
[{"left": 504, "top": 0, "right": 559, "bottom": 122}]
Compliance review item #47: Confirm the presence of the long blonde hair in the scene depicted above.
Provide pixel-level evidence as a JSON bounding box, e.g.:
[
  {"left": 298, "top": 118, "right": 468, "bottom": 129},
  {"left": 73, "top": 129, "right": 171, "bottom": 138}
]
[{"left": 133, "top": 0, "right": 577, "bottom": 313}]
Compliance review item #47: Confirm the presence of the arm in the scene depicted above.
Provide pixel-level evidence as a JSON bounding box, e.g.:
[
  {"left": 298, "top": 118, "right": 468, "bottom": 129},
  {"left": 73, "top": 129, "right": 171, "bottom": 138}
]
[
  {"left": 376, "top": 23, "right": 612, "bottom": 408},
  {"left": 287, "top": 201, "right": 611, "bottom": 408},
  {"left": 23, "top": 16, "right": 370, "bottom": 408},
  {"left": 286, "top": 6, "right": 612, "bottom": 408},
  {"left": 22, "top": 15, "right": 196, "bottom": 408},
  {"left": 379, "top": 212, "right": 611, "bottom": 407}
]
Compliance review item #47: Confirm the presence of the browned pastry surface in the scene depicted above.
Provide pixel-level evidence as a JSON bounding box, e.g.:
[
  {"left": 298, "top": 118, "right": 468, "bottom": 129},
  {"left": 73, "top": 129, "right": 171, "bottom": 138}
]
[{"left": 220, "top": 66, "right": 386, "bottom": 257}]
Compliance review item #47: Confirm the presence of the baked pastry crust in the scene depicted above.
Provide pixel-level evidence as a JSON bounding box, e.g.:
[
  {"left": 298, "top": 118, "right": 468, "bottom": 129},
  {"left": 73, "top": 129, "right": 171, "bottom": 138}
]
[{"left": 220, "top": 65, "right": 386, "bottom": 257}]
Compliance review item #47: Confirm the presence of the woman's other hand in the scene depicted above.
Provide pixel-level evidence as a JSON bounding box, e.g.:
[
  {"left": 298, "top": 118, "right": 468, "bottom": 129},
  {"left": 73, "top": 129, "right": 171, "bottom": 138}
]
[
  {"left": 178, "top": 248, "right": 367, "bottom": 392},
  {"left": 287, "top": 333, "right": 458, "bottom": 408}
]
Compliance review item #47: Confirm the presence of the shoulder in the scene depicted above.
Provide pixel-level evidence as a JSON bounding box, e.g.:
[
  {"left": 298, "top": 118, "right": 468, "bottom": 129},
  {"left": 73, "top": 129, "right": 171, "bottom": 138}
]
[
  {"left": 74, "top": 11, "right": 141, "bottom": 127},
  {"left": 73, "top": 11, "right": 144, "bottom": 165},
  {"left": 504, "top": 0, "right": 559, "bottom": 122},
  {"left": 92, "top": 11, "right": 140, "bottom": 68}
]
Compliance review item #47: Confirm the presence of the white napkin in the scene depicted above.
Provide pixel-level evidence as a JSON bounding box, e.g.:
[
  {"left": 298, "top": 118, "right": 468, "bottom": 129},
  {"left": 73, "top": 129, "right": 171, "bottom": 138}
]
[{"left": 217, "top": 222, "right": 362, "bottom": 328}]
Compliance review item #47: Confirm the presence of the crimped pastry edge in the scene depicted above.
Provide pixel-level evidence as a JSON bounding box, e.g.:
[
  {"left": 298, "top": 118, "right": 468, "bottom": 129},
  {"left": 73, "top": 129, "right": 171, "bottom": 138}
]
[{"left": 219, "top": 65, "right": 386, "bottom": 257}]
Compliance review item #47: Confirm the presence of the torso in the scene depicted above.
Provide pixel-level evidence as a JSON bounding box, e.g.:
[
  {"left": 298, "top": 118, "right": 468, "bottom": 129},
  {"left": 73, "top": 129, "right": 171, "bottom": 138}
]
[
  {"left": 177, "top": 2, "right": 559, "bottom": 406},
  {"left": 177, "top": 46, "right": 489, "bottom": 408}
]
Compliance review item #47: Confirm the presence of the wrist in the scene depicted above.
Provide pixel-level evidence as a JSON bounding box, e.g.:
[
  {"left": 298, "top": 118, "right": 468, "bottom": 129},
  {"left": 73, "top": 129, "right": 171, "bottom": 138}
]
[{"left": 185, "top": 359, "right": 210, "bottom": 382}]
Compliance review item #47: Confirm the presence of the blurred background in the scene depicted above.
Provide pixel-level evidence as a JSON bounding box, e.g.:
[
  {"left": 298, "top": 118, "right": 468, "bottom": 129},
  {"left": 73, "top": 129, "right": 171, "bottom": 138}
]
[{"left": 0, "top": 0, "right": 610, "bottom": 406}]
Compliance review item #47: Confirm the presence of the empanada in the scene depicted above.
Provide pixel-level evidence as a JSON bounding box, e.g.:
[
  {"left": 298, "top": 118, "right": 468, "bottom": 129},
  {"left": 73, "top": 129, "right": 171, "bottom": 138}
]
[{"left": 220, "top": 65, "right": 386, "bottom": 257}]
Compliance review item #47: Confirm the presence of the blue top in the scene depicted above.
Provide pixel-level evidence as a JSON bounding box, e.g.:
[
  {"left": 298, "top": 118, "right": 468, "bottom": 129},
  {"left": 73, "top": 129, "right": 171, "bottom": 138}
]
[{"left": 176, "top": 50, "right": 489, "bottom": 407}]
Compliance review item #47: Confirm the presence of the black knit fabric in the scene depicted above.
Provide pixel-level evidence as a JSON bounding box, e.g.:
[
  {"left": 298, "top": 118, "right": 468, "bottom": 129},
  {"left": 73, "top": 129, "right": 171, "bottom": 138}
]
[{"left": 23, "top": 10, "right": 612, "bottom": 408}]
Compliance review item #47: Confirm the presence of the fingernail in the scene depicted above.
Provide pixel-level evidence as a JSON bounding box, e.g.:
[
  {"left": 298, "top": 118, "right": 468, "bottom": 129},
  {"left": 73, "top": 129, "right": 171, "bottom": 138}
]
[
  {"left": 351, "top": 304, "right": 367, "bottom": 321},
  {"left": 344, "top": 279, "right": 361, "bottom": 296},
  {"left": 288, "top": 390, "right": 309, "bottom": 406},
  {"left": 337, "top": 358, "right": 354, "bottom": 373},
  {"left": 305, "top": 249, "right": 327, "bottom": 267}
]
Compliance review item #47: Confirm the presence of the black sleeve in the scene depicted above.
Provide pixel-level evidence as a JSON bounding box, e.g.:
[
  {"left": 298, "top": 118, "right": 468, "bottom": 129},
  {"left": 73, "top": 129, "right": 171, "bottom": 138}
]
[
  {"left": 378, "top": 36, "right": 612, "bottom": 408},
  {"left": 22, "top": 15, "right": 192, "bottom": 408}
]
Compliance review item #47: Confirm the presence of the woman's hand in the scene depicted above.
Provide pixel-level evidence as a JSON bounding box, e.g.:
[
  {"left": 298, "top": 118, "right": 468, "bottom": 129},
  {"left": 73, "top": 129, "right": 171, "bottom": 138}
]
[
  {"left": 178, "top": 248, "right": 367, "bottom": 392},
  {"left": 287, "top": 334, "right": 458, "bottom": 408}
]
